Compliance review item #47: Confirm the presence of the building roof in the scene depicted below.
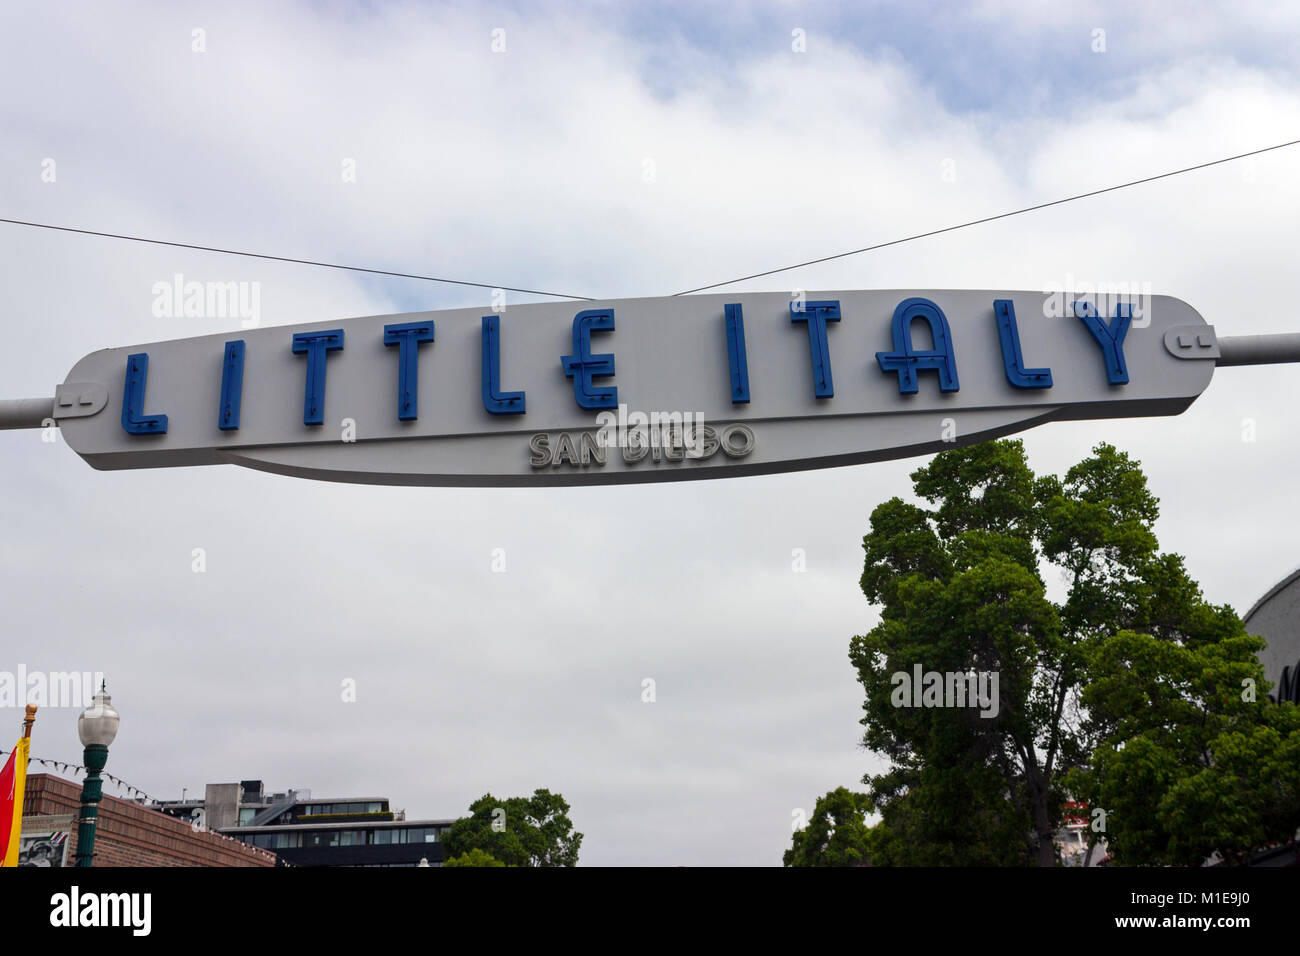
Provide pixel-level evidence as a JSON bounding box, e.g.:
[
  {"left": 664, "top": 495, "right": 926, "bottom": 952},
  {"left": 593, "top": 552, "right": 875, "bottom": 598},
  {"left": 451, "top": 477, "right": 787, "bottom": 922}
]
[
  {"left": 294, "top": 797, "right": 389, "bottom": 804},
  {"left": 224, "top": 818, "right": 454, "bottom": 832},
  {"left": 1244, "top": 564, "right": 1300, "bottom": 624}
]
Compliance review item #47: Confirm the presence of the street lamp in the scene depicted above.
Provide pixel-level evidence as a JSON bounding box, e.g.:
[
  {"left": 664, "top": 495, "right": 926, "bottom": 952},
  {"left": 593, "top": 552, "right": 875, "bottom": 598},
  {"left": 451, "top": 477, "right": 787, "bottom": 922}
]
[{"left": 74, "top": 680, "right": 119, "bottom": 867}]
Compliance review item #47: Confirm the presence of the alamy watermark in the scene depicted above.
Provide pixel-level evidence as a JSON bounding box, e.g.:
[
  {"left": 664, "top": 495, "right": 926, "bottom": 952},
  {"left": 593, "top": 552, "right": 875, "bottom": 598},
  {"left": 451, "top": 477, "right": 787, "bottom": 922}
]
[
  {"left": 152, "top": 273, "right": 261, "bottom": 328},
  {"left": 594, "top": 404, "right": 708, "bottom": 457},
  {"left": 890, "top": 664, "right": 1000, "bottom": 718},
  {"left": 1041, "top": 274, "right": 1151, "bottom": 328},
  {"left": 50, "top": 886, "right": 151, "bottom": 936},
  {"left": 0, "top": 667, "right": 105, "bottom": 708}
]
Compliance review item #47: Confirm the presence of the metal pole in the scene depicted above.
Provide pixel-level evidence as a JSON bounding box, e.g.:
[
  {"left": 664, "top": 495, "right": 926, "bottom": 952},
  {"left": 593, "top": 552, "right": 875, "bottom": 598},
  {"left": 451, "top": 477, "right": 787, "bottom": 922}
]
[
  {"left": 74, "top": 743, "right": 109, "bottom": 867},
  {"left": 1216, "top": 333, "right": 1300, "bottom": 367},
  {"left": 0, "top": 397, "right": 54, "bottom": 430}
]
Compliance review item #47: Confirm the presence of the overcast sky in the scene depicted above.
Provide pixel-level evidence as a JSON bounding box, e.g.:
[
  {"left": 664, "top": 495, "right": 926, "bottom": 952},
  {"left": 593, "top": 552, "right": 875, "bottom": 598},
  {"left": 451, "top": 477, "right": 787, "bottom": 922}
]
[{"left": 2, "top": 0, "right": 1299, "bottom": 865}]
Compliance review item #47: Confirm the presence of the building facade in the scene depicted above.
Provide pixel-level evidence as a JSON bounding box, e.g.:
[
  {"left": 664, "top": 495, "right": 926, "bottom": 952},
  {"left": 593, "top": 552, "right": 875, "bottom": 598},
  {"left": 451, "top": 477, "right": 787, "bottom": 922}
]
[
  {"left": 154, "top": 779, "right": 454, "bottom": 866},
  {"left": 1244, "top": 566, "right": 1300, "bottom": 704}
]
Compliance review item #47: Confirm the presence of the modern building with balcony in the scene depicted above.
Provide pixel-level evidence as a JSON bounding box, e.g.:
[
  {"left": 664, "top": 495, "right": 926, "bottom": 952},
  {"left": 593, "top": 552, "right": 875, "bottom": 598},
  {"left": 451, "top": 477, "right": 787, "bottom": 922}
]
[{"left": 154, "top": 779, "right": 454, "bottom": 867}]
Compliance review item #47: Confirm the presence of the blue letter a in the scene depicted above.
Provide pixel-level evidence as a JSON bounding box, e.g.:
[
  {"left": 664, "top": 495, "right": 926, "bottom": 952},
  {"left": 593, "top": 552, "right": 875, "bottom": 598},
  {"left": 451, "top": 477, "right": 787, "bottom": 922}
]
[{"left": 876, "top": 297, "right": 959, "bottom": 394}]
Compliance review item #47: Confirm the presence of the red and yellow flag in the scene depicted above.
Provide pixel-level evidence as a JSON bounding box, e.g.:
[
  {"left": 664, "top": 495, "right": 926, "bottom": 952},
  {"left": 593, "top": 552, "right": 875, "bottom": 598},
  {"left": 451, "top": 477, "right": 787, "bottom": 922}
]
[{"left": 1, "top": 705, "right": 36, "bottom": 867}]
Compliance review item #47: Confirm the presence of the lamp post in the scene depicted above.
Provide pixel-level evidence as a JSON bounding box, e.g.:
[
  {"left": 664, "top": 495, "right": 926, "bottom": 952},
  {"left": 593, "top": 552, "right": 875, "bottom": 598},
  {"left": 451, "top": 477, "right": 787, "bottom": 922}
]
[{"left": 74, "top": 680, "right": 119, "bottom": 867}]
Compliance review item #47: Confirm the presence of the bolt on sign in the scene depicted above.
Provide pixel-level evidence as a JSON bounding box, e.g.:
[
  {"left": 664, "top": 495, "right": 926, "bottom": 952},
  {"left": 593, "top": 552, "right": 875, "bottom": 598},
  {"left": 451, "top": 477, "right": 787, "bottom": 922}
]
[{"left": 47, "top": 290, "right": 1224, "bottom": 486}]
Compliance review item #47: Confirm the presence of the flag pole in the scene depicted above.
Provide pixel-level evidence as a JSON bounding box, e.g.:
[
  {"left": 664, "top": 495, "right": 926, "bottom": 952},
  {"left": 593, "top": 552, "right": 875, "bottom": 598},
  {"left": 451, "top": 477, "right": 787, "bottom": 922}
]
[{"left": 1, "top": 705, "right": 36, "bottom": 866}]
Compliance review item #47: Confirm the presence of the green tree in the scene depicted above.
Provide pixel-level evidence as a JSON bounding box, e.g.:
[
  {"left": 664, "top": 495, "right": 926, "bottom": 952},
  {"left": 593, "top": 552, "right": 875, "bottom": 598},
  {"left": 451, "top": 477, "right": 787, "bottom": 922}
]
[
  {"left": 847, "top": 438, "right": 1293, "bottom": 866},
  {"left": 442, "top": 789, "right": 582, "bottom": 867},
  {"left": 1157, "top": 705, "right": 1300, "bottom": 864},
  {"left": 1066, "top": 608, "right": 1298, "bottom": 865},
  {"left": 444, "top": 847, "right": 507, "bottom": 867},
  {"left": 783, "top": 787, "right": 877, "bottom": 866}
]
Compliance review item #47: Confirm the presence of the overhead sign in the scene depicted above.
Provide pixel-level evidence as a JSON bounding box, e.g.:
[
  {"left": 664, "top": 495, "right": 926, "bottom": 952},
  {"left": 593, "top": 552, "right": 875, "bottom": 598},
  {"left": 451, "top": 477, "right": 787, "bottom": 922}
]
[{"left": 53, "top": 290, "right": 1219, "bottom": 486}]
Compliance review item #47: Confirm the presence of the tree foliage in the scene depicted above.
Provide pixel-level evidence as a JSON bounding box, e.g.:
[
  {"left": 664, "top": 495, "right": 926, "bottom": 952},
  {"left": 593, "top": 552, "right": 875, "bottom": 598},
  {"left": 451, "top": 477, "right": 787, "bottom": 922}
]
[
  {"left": 783, "top": 788, "right": 876, "bottom": 866},
  {"left": 444, "top": 847, "right": 507, "bottom": 867},
  {"left": 1066, "top": 615, "right": 1298, "bottom": 865},
  {"left": 442, "top": 789, "right": 582, "bottom": 867},
  {"left": 813, "top": 438, "right": 1298, "bottom": 866}
]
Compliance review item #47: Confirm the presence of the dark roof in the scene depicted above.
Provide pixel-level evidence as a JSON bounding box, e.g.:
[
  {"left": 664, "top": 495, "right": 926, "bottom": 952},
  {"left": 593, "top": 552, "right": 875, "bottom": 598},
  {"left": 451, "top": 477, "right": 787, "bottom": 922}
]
[{"left": 223, "top": 818, "right": 454, "bottom": 832}]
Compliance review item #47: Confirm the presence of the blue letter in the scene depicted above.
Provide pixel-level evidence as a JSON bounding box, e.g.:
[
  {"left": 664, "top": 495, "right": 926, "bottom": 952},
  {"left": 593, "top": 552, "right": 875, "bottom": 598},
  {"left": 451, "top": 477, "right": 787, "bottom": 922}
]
[
  {"left": 562, "top": 309, "right": 617, "bottom": 409},
  {"left": 383, "top": 321, "right": 435, "bottom": 421},
  {"left": 481, "top": 316, "right": 526, "bottom": 414},
  {"left": 876, "top": 297, "right": 960, "bottom": 394},
  {"left": 121, "top": 352, "right": 168, "bottom": 435},
  {"left": 218, "top": 340, "right": 245, "bottom": 431},
  {"left": 1074, "top": 301, "right": 1131, "bottom": 385},
  {"left": 994, "top": 300, "right": 1051, "bottom": 389},
  {"left": 790, "top": 300, "right": 840, "bottom": 398},
  {"left": 291, "top": 329, "right": 344, "bottom": 426},
  {"left": 724, "top": 304, "right": 750, "bottom": 404}
]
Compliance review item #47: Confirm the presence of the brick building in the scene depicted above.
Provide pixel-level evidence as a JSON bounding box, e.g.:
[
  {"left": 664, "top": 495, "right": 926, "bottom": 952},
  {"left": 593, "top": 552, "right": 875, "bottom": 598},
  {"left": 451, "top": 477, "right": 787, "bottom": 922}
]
[{"left": 20, "top": 773, "right": 277, "bottom": 867}]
